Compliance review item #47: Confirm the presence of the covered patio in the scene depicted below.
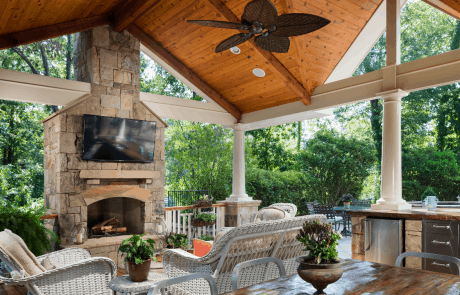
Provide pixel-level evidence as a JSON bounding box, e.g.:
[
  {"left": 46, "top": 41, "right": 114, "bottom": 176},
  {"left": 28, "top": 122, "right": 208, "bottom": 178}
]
[{"left": 1, "top": 0, "right": 460, "bottom": 294}]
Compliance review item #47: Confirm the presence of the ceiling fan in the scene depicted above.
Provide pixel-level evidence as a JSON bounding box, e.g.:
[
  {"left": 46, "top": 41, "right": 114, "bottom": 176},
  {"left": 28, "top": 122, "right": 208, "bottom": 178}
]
[{"left": 187, "top": 0, "right": 330, "bottom": 53}]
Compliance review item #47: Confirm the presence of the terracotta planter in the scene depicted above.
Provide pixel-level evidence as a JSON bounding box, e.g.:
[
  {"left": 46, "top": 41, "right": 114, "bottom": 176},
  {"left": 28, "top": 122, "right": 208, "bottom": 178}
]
[
  {"left": 127, "top": 258, "right": 151, "bottom": 282},
  {"left": 296, "top": 256, "right": 345, "bottom": 294}
]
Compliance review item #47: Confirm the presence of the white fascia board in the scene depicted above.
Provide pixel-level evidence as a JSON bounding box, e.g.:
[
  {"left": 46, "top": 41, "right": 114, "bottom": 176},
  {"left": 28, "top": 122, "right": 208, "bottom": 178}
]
[
  {"left": 0, "top": 68, "right": 90, "bottom": 106},
  {"left": 140, "top": 92, "right": 237, "bottom": 125},
  {"left": 244, "top": 110, "right": 332, "bottom": 131},
  {"left": 325, "top": 0, "right": 408, "bottom": 84},
  {"left": 242, "top": 48, "right": 460, "bottom": 125},
  {"left": 140, "top": 44, "right": 226, "bottom": 110}
]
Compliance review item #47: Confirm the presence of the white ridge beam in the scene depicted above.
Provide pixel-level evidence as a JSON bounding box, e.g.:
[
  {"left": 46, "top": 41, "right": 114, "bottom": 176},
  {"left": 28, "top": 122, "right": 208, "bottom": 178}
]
[
  {"left": 0, "top": 68, "right": 90, "bottom": 106},
  {"left": 140, "top": 92, "right": 237, "bottom": 125}
]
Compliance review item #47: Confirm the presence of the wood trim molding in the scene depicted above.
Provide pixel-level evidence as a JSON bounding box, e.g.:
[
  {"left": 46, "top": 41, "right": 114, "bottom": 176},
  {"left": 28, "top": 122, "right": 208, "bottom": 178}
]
[
  {"left": 128, "top": 24, "right": 242, "bottom": 120},
  {"left": 113, "top": 0, "right": 161, "bottom": 32},
  {"left": 80, "top": 185, "right": 150, "bottom": 206},
  {"left": 80, "top": 170, "right": 160, "bottom": 179},
  {"left": 205, "top": 0, "right": 311, "bottom": 105},
  {"left": 0, "top": 14, "right": 112, "bottom": 51}
]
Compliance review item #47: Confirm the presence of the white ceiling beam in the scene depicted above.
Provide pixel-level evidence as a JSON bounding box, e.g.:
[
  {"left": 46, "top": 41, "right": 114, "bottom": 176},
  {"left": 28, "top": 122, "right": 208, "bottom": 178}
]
[
  {"left": 140, "top": 44, "right": 226, "bottom": 111},
  {"left": 140, "top": 92, "right": 237, "bottom": 125},
  {"left": 0, "top": 68, "right": 90, "bottom": 106},
  {"left": 326, "top": 0, "right": 408, "bottom": 84},
  {"left": 241, "top": 48, "right": 460, "bottom": 125}
]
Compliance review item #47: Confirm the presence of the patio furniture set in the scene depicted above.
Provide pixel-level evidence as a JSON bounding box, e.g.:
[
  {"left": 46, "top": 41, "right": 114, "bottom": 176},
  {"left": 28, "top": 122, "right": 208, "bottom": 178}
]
[{"left": 3, "top": 201, "right": 460, "bottom": 295}]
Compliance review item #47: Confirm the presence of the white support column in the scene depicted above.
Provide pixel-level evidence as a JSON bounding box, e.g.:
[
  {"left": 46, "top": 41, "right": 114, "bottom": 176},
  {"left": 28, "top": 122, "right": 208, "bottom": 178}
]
[
  {"left": 371, "top": 89, "right": 411, "bottom": 210},
  {"left": 226, "top": 123, "right": 252, "bottom": 202}
]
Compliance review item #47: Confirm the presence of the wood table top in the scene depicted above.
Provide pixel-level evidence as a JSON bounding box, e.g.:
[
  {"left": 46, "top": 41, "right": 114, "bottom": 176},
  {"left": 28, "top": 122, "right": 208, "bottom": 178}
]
[{"left": 224, "top": 259, "right": 460, "bottom": 295}]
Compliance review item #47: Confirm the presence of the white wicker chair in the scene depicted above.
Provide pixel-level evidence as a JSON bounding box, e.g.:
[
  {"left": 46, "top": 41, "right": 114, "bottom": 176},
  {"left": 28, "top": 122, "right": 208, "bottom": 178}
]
[
  {"left": 163, "top": 214, "right": 326, "bottom": 294},
  {"left": 0, "top": 247, "right": 117, "bottom": 295},
  {"left": 268, "top": 203, "right": 298, "bottom": 217}
]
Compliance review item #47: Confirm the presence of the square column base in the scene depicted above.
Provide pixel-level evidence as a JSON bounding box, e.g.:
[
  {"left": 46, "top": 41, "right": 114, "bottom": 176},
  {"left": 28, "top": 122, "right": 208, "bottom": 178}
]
[
  {"left": 217, "top": 200, "right": 261, "bottom": 227},
  {"left": 371, "top": 203, "right": 412, "bottom": 211}
]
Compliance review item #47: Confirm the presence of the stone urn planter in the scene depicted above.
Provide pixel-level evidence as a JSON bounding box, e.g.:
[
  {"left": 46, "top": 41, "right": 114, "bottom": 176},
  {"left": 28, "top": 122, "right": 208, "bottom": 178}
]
[
  {"left": 296, "top": 256, "right": 345, "bottom": 294},
  {"left": 127, "top": 259, "right": 151, "bottom": 282}
]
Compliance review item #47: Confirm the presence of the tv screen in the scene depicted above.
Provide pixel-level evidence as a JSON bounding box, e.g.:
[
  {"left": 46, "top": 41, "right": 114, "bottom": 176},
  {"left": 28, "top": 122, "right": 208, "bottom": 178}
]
[{"left": 82, "top": 115, "right": 156, "bottom": 162}]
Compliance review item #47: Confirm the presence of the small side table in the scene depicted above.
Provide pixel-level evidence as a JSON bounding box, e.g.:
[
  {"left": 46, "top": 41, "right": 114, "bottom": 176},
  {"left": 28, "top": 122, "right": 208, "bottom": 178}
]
[{"left": 108, "top": 273, "right": 168, "bottom": 295}]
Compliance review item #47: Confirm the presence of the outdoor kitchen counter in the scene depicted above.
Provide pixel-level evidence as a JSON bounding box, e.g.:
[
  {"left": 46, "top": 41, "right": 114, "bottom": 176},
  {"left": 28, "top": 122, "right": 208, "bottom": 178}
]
[
  {"left": 348, "top": 208, "right": 460, "bottom": 269},
  {"left": 347, "top": 207, "right": 460, "bottom": 221}
]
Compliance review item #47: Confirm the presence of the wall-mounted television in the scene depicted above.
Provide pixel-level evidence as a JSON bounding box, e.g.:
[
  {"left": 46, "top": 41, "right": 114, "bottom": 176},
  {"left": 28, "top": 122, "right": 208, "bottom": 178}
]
[{"left": 82, "top": 115, "right": 156, "bottom": 163}]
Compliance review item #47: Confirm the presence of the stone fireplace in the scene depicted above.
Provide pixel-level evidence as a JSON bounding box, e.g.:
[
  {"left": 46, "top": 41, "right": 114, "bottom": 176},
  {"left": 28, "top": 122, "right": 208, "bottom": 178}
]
[{"left": 41, "top": 25, "right": 166, "bottom": 267}]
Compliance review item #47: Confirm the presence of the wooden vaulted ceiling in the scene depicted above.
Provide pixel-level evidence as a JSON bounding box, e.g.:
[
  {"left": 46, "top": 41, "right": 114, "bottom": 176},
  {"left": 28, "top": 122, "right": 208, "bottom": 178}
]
[{"left": 1, "top": 0, "right": 459, "bottom": 120}]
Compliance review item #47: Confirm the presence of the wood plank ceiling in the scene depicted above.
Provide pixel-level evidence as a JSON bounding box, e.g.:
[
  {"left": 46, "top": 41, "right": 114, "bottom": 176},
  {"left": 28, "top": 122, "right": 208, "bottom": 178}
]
[{"left": 1, "top": 0, "right": 459, "bottom": 116}]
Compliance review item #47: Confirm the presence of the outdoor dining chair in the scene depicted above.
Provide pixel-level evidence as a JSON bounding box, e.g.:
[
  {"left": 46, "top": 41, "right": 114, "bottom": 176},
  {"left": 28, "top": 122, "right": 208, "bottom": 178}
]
[
  {"left": 313, "top": 204, "right": 345, "bottom": 232},
  {"left": 148, "top": 273, "right": 218, "bottom": 295},
  {"left": 305, "top": 201, "right": 318, "bottom": 215},
  {"left": 395, "top": 252, "right": 460, "bottom": 273}
]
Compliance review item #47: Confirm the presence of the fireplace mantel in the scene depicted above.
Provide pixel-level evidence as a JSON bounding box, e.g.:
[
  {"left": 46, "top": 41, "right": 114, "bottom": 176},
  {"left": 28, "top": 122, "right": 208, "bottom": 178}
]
[
  {"left": 79, "top": 185, "right": 150, "bottom": 206},
  {"left": 80, "top": 170, "right": 160, "bottom": 179}
]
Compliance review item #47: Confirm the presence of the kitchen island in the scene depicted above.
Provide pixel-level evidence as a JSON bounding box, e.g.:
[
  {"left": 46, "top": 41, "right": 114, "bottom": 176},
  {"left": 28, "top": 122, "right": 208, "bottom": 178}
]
[{"left": 348, "top": 208, "right": 460, "bottom": 271}]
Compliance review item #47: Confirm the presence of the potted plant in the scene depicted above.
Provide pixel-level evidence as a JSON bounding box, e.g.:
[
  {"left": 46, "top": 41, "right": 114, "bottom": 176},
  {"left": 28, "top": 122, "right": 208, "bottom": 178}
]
[
  {"left": 191, "top": 212, "right": 217, "bottom": 227},
  {"left": 342, "top": 194, "right": 353, "bottom": 210},
  {"left": 296, "top": 220, "right": 344, "bottom": 294},
  {"left": 193, "top": 235, "right": 214, "bottom": 257},
  {"left": 118, "top": 234, "right": 157, "bottom": 282},
  {"left": 193, "top": 195, "right": 214, "bottom": 208}
]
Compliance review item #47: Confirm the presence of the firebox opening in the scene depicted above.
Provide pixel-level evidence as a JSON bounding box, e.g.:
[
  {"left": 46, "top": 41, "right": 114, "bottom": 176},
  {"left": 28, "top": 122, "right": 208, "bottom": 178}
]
[{"left": 87, "top": 197, "right": 145, "bottom": 238}]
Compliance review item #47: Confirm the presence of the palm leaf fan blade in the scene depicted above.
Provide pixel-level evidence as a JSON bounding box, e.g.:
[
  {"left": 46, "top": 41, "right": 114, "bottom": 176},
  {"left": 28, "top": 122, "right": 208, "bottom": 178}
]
[
  {"left": 216, "top": 33, "right": 253, "bottom": 53},
  {"left": 271, "top": 14, "right": 331, "bottom": 37},
  {"left": 254, "top": 35, "right": 290, "bottom": 53},
  {"left": 242, "top": 0, "right": 278, "bottom": 26},
  {"left": 186, "top": 20, "right": 248, "bottom": 30}
]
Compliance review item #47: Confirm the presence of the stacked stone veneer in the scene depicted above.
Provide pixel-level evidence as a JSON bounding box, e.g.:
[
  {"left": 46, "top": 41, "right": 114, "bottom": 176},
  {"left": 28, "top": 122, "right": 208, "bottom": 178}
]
[{"left": 42, "top": 25, "right": 166, "bottom": 254}]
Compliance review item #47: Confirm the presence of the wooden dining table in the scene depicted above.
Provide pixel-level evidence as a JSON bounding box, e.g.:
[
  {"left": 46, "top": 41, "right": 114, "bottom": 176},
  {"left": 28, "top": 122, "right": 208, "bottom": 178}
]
[{"left": 224, "top": 259, "right": 460, "bottom": 295}]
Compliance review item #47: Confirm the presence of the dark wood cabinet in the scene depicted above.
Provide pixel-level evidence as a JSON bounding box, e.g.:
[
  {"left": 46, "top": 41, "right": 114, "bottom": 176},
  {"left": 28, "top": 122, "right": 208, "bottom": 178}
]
[{"left": 423, "top": 220, "right": 460, "bottom": 275}]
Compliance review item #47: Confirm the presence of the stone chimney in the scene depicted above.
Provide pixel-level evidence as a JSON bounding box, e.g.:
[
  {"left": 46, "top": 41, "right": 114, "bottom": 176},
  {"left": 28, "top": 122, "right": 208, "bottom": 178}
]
[{"left": 42, "top": 25, "right": 166, "bottom": 259}]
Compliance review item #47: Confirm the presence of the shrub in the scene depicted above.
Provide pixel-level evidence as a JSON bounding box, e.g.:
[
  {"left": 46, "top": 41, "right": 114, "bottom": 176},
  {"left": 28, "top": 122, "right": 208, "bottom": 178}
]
[
  {"left": 421, "top": 187, "right": 437, "bottom": 199},
  {"left": 0, "top": 200, "right": 59, "bottom": 256},
  {"left": 164, "top": 233, "right": 188, "bottom": 249},
  {"left": 198, "top": 235, "right": 213, "bottom": 241}
]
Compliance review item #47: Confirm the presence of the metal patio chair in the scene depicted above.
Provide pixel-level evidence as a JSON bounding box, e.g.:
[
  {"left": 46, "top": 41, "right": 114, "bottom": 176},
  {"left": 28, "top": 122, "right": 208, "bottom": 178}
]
[{"left": 313, "top": 204, "right": 344, "bottom": 232}]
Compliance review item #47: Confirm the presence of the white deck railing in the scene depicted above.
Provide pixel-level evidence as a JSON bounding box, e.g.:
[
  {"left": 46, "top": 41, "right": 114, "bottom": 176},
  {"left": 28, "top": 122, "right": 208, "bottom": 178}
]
[{"left": 164, "top": 204, "right": 226, "bottom": 243}]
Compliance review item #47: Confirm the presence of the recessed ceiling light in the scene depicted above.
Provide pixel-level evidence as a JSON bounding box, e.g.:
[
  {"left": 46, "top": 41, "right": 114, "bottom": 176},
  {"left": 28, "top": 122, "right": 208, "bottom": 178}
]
[
  {"left": 230, "top": 46, "right": 241, "bottom": 54},
  {"left": 253, "top": 68, "right": 265, "bottom": 77}
]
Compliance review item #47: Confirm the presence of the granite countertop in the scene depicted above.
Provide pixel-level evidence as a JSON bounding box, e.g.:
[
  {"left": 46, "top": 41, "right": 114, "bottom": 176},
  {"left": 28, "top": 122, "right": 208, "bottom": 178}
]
[{"left": 347, "top": 208, "right": 460, "bottom": 221}]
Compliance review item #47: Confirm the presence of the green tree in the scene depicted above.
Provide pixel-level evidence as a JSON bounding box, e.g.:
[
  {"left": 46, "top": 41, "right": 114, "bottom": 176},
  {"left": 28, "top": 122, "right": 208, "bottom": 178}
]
[
  {"left": 402, "top": 147, "right": 460, "bottom": 201},
  {"left": 165, "top": 120, "right": 233, "bottom": 201},
  {"left": 297, "top": 129, "right": 376, "bottom": 205}
]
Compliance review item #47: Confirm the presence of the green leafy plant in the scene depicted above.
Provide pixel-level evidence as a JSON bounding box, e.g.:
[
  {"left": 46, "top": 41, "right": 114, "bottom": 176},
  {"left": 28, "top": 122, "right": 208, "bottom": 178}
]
[
  {"left": 342, "top": 194, "right": 353, "bottom": 202},
  {"left": 194, "top": 212, "right": 216, "bottom": 223},
  {"left": 0, "top": 201, "right": 59, "bottom": 256},
  {"left": 118, "top": 234, "right": 157, "bottom": 264},
  {"left": 296, "top": 220, "right": 342, "bottom": 264},
  {"left": 198, "top": 235, "right": 214, "bottom": 242},
  {"left": 164, "top": 233, "right": 189, "bottom": 249}
]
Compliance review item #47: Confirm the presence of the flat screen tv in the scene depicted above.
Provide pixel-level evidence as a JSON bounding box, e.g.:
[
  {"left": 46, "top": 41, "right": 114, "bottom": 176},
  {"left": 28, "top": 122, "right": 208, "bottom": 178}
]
[{"left": 82, "top": 115, "right": 156, "bottom": 162}]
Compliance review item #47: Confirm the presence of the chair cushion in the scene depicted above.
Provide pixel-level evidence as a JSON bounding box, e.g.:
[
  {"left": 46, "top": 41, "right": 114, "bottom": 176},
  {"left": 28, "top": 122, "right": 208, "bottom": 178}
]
[
  {"left": 254, "top": 208, "right": 289, "bottom": 222},
  {"left": 0, "top": 229, "right": 46, "bottom": 276}
]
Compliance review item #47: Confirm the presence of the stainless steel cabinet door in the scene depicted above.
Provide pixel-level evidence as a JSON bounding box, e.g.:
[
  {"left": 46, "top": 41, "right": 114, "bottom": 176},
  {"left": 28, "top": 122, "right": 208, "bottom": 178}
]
[{"left": 365, "top": 218, "right": 403, "bottom": 266}]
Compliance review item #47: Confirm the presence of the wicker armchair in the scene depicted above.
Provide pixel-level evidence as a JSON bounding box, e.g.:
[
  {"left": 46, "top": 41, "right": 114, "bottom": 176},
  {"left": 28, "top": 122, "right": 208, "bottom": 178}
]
[
  {"left": 0, "top": 246, "right": 117, "bottom": 295},
  {"left": 162, "top": 214, "right": 326, "bottom": 294},
  {"left": 268, "top": 203, "right": 297, "bottom": 217}
]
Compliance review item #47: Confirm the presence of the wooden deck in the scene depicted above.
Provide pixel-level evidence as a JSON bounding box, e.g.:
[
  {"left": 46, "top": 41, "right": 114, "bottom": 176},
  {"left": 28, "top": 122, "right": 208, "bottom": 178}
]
[{"left": 0, "top": 270, "right": 126, "bottom": 294}]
